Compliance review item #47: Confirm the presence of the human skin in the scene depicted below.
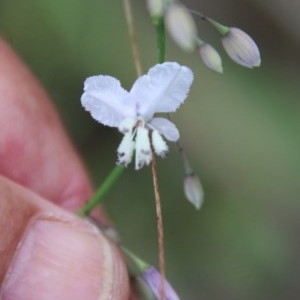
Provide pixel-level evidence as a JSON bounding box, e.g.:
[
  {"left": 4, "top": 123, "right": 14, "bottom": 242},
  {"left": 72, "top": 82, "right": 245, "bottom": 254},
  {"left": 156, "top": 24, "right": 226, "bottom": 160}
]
[{"left": 0, "top": 38, "right": 133, "bottom": 300}]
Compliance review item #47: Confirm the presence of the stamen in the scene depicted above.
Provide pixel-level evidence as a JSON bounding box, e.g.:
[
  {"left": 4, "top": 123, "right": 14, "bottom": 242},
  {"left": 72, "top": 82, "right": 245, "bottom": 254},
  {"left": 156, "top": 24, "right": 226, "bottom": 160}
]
[
  {"left": 135, "top": 127, "right": 152, "bottom": 170},
  {"left": 117, "top": 132, "right": 135, "bottom": 166},
  {"left": 152, "top": 130, "right": 169, "bottom": 157}
]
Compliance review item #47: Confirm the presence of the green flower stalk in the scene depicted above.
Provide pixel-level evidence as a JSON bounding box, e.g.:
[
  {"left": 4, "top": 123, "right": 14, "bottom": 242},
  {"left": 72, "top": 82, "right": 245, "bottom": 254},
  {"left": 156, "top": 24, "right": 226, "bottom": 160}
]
[{"left": 77, "top": 165, "right": 125, "bottom": 217}]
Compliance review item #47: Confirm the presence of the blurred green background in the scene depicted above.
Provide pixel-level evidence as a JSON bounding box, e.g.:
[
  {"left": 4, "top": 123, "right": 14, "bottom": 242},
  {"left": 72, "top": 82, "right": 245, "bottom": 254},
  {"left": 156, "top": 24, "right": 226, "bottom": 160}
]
[{"left": 1, "top": 0, "right": 299, "bottom": 299}]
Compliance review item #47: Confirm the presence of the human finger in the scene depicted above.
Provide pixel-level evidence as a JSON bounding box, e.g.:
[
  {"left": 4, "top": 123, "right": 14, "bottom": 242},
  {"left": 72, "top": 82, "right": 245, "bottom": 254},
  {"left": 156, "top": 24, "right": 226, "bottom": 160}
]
[
  {"left": 0, "top": 175, "right": 129, "bottom": 300},
  {"left": 0, "top": 38, "right": 91, "bottom": 210}
]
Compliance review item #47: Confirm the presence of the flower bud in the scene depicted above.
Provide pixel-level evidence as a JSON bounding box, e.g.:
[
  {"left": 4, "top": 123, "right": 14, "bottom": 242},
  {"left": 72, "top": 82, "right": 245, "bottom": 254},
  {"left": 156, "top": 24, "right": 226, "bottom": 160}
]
[
  {"left": 136, "top": 266, "right": 180, "bottom": 300},
  {"left": 221, "top": 27, "right": 261, "bottom": 68},
  {"left": 184, "top": 172, "right": 204, "bottom": 210},
  {"left": 199, "top": 43, "right": 223, "bottom": 73},
  {"left": 165, "top": 3, "right": 197, "bottom": 52},
  {"left": 146, "top": 0, "right": 165, "bottom": 18}
]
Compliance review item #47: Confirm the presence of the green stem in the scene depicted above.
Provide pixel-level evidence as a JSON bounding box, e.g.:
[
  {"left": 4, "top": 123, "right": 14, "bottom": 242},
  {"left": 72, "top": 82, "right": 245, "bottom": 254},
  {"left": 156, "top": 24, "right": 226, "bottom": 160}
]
[
  {"left": 121, "top": 246, "right": 149, "bottom": 276},
  {"left": 77, "top": 165, "right": 125, "bottom": 217},
  {"left": 155, "top": 17, "right": 165, "bottom": 63},
  {"left": 206, "top": 18, "right": 230, "bottom": 36}
]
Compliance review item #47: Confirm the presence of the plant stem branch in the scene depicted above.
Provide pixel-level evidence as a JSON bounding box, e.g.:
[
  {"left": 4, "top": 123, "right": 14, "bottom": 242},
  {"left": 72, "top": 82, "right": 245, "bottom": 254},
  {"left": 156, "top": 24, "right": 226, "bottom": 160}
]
[
  {"left": 123, "top": 0, "right": 143, "bottom": 76},
  {"left": 151, "top": 152, "right": 165, "bottom": 300},
  {"left": 188, "top": 9, "right": 207, "bottom": 21},
  {"left": 77, "top": 166, "right": 125, "bottom": 217},
  {"left": 152, "top": 13, "right": 167, "bottom": 300}
]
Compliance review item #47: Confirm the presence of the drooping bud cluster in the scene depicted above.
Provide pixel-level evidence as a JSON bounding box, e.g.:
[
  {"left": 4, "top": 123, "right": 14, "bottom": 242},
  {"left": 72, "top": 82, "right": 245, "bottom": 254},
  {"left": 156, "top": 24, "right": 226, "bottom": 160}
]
[{"left": 146, "top": 0, "right": 261, "bottom": 72}]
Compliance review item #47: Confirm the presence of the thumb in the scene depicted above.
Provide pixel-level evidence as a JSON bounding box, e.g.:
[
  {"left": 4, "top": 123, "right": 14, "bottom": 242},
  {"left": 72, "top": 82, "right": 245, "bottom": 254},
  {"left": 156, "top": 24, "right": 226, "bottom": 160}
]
[{"left": 0, "top": 176, "right": 129, "bottom": 300}]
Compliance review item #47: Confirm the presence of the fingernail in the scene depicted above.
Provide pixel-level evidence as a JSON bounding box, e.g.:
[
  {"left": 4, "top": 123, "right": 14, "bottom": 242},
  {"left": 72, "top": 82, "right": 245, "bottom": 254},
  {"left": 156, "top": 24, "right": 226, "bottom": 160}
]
[{"left": 1, "top": 214, "right": 128, "bottom": 300}]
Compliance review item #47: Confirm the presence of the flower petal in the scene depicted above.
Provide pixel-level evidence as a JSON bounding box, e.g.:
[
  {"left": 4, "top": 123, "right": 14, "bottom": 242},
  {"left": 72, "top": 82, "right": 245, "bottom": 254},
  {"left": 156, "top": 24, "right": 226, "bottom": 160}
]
[
  {"left": 149, "top": 117, "right": 180, "bottom": 141},
  {"left": 81, "top": 75, "right": 134, "bottom": 127},
  {"left": 130, "top": 62, "right": 193, "bottom": 120}
]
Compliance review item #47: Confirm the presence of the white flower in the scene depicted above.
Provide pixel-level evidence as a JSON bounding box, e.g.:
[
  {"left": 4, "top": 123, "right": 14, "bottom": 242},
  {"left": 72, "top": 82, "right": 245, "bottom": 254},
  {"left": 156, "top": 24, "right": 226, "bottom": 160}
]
[{"left": 81, "top": 62, "right": 193, "bottom": 170}]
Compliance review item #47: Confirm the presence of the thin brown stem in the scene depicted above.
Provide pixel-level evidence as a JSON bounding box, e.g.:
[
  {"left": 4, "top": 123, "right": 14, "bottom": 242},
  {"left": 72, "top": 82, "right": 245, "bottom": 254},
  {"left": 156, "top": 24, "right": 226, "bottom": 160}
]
[
  {"left": 122, "top": 0, "right": 143, "bottom": 77},
  {"left": 150, "top": 144, "right": 165, "bottom": 300},
  {"left": 123, "top": 1, "right": 165, "bottom": 297}
]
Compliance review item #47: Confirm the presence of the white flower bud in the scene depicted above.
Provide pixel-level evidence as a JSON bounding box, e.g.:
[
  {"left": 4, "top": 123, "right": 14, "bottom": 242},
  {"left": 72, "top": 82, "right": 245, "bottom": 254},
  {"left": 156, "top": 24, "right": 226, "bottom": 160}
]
[
  {"left": 222, "top": 27, "right": 261, "bottom": 68},
  {"left": 184, "top": 172, "right": 204, "bottom": 210},
  {"left": 117, "top": 132, "right": 135, "bottom": 167},
  {"left": 146, "top": 0, "right": 165, "bottom": 18},
  {"left": 165, "top": 4, "right": 197, "bottom": 52},
  {"left": 199, "top": 43, "right": 223, "bottom": 73}
]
